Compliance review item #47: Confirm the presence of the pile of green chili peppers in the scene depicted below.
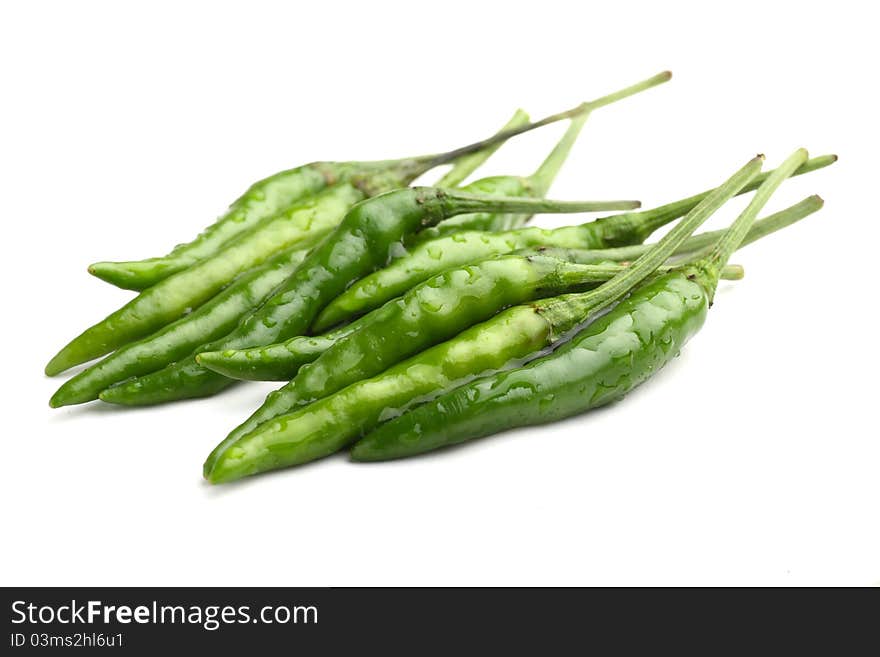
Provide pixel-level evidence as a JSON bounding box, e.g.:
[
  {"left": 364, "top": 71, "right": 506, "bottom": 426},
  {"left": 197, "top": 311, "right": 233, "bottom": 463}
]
[{"left": 46, "top": 72, "right": 837, "bottom": 485}]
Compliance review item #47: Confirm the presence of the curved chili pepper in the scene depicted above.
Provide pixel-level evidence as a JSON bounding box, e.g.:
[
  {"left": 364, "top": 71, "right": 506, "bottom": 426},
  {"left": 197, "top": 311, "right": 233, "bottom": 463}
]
[
  {"left": 97, "top": 190, "right": 640, "bottom": 406},
  {"left": 351, "top": 150, "right": 812, "bottom": 461},
  {"left": 311, "top": 155, "right": 835, "bottom": 332},
  {"left": 89, "top": 72, "right": 670, "bottom": 290},
  {"left": 203, "top": 155, "right": 766, "bottom": 482},
  {"left": 48, "top": 246, "right": 311, "bottom": 408},
  {"left": 192, "top": 195, "right": 820, "bottom": 383}
]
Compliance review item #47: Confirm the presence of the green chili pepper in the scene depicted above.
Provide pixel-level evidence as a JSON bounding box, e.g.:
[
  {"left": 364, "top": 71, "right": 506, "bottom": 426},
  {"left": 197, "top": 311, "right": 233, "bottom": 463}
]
[
  {"left": 97, "top": 190, "right": 640, "bottom": 406},
  {"left": 311, "top": 154, "right": 835, "bottom": 332},
  {"left": 48, "top": 246, "right": 313, "bottom": 408},
  {"left": 351, "top": 150, "right": 812, "bottom": 461},
  {"left": 193, "top": 195, "right": 820, "bottom": 383},
  {"left": 203, "top": 155, "right": 766, "bottom": 482},
  {"left": 88, "top": 72, "right": 670, "bottom": 291},
  {"left": 45, "top": 184, "right": 363, "bottom": 376}
]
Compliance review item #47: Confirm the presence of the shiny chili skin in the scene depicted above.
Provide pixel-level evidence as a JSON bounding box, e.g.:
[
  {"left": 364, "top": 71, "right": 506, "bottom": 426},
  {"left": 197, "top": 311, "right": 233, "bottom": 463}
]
[
  {"left": 48, "top": 246, "right": 310, "bottom": 407},
  {"left": 199, "top": 254, "right": 630, "bottom": 472},
  {"left": 205, "top": 305, "right": 554, "bottom": 482},
  {"left": 197, "top": 243, "right": 746, "bottom": 384},
  {"left": 352, "top": 271, "right": 709, "bottom": 460},
  {"left": 311, "top": 155, "right": 835, "bottom": 332},
  {"left": 44, "top": 184, "right": 362, "bottom": 376},
  {"left": 98, "top": 189, "right": 637, "bottom": 406}
]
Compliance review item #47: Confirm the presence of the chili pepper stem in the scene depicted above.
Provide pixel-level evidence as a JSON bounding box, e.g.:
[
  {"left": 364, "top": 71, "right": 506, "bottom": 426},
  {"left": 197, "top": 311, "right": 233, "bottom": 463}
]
[
  {"left": 689, "top": 148, "right": 809, "bottom": 300},
  {"left": 407, "top": 71, "right": 672, "bottom": 177},
  {"left": 527, "top": 112, "right": 590, "bottom": 197},
  {"left": 436, "top": 110, "right": 530, "bottom": 188},
  {"left": 617, "top": 155, "right": 835, "bottom": 243},
  {"left": 537, "top": 155, "right": 765, "bottom": 332},
  {"left": 435, "top": 191, "right": 640, "bottom": 215}
]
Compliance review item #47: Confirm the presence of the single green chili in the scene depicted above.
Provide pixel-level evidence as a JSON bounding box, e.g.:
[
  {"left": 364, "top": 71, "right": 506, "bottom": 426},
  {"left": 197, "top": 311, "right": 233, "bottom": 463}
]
[
  {"left": 203, "top": 155, "right": 764, "bottom": 482},
  {"left": 311, "top": 154, "right": 835, "bottom": 332},
  {"left": 351, "top": 150, "right": 811, "bottom": 461},
  {"left": 194, "top": 195, "right": 820, "bottom": 383},
  {"left": 88, "top": 72, "right": 670, "bottom": 291},
  {"left": 48, "top": 246, "right": 313, "bottom": 408},
  {"left": 97, "top": 191, "right": 640, "bottom": 406}
]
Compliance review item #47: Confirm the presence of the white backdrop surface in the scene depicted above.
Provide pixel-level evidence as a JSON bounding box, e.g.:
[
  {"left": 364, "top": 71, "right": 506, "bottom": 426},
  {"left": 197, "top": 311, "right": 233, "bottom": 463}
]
[{"left": 1, "top": 0, "right": 876, "bottom": 586}]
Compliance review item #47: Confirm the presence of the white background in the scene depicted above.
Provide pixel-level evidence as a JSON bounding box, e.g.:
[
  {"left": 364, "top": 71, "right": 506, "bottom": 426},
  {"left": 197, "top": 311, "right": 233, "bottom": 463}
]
[{"left": 2, "top": 1, "right": 877, "bottom": 586}]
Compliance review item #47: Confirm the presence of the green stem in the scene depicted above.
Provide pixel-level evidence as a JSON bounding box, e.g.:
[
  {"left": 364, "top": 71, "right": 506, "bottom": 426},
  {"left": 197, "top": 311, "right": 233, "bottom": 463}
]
[
  {"left": 670, "top": 195, "right": 823, "bottom": 257},
  {"left": 528, "top": 112, "right": 590, "bottom": 196},
  {"left": 414, "top": 71, "right": 672, "bottom": 173},
  {"left": 527, "top": 71, "right": 672, "bottom": 196},
  {"left": 436, "top": 109, "right": 530, "bottom": 188},
  {"left": 626, "top": 154, "right": 836, "bottom": 241},
  {"left": 441, "top": 191, "right": 640, "bottom": 215},
  {"left": 581, "top": 70, "right": 672, "bottom": 111},
  {"left": 538, "top": 155, "right": 765, "bottom": 333},
  {"left": 702, "top": 148, "right": 809, "bottom": 282},
  {"left": 520, "top": 196, "right": 822, "bottom": 274}
]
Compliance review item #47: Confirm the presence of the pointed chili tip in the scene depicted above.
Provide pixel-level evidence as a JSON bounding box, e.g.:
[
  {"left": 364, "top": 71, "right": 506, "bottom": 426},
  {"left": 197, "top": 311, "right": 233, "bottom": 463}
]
[{"left": 44, "top": 358, "right": 64, "bottom": 377}]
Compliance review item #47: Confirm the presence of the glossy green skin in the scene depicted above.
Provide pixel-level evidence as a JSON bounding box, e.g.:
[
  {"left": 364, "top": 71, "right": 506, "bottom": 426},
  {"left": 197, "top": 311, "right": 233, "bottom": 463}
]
[
  {"left": 99, "top": 188, "right": 621, "bottom": 406},
  {"left": 205, "top": 305, "right": 553, "bottom": 482},
  {"left": 49, "top": 247, "right": 309, "bottom": 407},
  {"left": 45, "top": 184, "right": 361, "bottom": 376},
  {"left": 313, "top": 216, "right": 639, "bottom": 332},
  {"left": 351, "top": 271, "right": 709, "bottom": 460},
  {"left": 196, "top": 313, "right": 368, "bottom": 382},
  {"left": 198, "top": 254, "right": 620, "bottom": 382},
  {"left": 201, "top": 254, "right": 620, "bottom": 474}
]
